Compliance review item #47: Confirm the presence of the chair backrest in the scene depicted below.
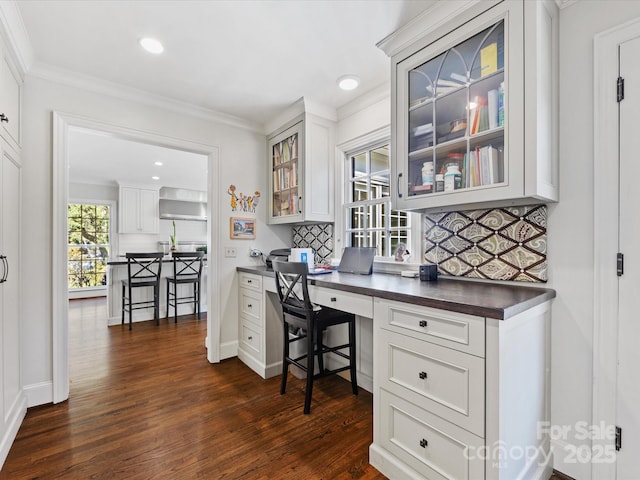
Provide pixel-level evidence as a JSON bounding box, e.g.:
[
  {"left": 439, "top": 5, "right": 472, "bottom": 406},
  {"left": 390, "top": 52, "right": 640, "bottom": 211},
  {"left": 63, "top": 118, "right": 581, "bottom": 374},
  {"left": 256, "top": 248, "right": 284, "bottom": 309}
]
[
  {"left": 272, "top": 260, "right": 314, "bottom": 320},
  {"left": 171, "top": 251, "right": 204, "bottom": 279},
  {"left": 126, "top": 252, "right": 164, "bottom": 282}
]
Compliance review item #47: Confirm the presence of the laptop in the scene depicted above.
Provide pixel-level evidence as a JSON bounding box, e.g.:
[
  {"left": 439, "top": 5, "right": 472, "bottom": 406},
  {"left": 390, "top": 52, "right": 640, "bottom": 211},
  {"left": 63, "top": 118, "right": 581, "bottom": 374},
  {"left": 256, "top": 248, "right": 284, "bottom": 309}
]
[{"left": 338, "top": 247, "right": 376, "bottom": 275}]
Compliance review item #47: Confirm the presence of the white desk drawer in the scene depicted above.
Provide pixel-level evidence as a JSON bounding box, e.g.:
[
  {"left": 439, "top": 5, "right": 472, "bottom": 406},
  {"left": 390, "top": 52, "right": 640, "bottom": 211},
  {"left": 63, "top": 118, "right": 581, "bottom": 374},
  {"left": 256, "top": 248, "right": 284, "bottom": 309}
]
[
  {"left": 377, "top": 329, "right": 485, "bottom": 437},
  {"left": 310, "top": 286, "right": 373, "bottom": 318},
  {"left": 239, "top": 320, "right": 262, "bottom": 358},
  {"left": 378, "top": 388, "right": 484, "bottom": 480},
  {"left": 375, "top": 298, "right": 485, "bottom": 357},
  {"left": 239, "top": 272, "right": 262, "bottom": 292},
  {"left": 239, "top": 288, "right": 261, "bottom": 326}
]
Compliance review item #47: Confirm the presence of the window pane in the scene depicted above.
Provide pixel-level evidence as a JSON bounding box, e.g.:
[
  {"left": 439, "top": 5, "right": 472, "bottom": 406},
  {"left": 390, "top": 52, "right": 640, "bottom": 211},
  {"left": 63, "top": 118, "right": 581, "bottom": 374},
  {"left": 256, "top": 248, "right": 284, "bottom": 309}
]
[
  {"left": 68, "top": 203, "right": 111, "bottom": 290},
  {"left": 350, "top": 231, "right": 369, "bottom": 248},
  {"left": 347, "top": 205, "right": 367, "bottom": 229},
  {"left": 352, "top": 152, "right": 367, "bottom": 177},
  {"left": 352, "top": 179, "right": 368, "bottom": 202},
  {"left": 371, "top": 146, "right": 389, "bottom": 175}
]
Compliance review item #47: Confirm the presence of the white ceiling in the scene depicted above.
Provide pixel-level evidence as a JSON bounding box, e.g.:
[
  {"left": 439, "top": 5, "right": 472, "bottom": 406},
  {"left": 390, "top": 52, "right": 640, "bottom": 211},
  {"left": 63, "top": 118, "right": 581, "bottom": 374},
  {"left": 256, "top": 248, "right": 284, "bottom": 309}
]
[
  {"left": 17, "top": 0, "right": 438, "bottom": 189},
  {"left": 68, "top": 127, "right": 208, "bottom": 191},
  {"left": 17, "top": 0, "right": 437, "bottom": 128}
]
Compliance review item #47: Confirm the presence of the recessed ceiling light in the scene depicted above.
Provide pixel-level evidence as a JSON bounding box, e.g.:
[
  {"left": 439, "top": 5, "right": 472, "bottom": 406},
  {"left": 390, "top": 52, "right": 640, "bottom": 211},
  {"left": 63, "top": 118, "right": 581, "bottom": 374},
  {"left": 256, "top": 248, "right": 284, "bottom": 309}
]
[
  {"left": 139, "top": 37, "right": 164, "bottom": 54},
  {"left": 154, "top": 161, "right": 163, "bottom": 166},
  {"left": 337, "top": 74, "right": 360, "bottom": 91},
  {"left": 152, "top": 176, "right": 160, "bottom": 180}
]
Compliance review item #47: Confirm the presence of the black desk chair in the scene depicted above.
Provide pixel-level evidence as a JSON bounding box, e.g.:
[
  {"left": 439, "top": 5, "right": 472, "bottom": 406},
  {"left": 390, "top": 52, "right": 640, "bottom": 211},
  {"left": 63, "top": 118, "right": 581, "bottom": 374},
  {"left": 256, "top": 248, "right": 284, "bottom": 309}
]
[
  {"left": 121, "top": 252, "right": 164, "bottom": 330},
  {"left": 166, "top": 251, "right": 205, "bottom": 322},
  {"left": 273, "top": 260, "right": 358, "bottom": 414}
]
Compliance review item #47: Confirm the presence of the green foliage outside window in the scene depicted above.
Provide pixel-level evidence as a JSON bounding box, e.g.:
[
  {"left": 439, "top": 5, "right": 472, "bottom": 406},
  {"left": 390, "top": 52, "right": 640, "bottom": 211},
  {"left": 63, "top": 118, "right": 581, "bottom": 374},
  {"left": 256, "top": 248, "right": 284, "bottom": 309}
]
[{"left": 68, "top": 203, "right": 110, "bottom": 288}]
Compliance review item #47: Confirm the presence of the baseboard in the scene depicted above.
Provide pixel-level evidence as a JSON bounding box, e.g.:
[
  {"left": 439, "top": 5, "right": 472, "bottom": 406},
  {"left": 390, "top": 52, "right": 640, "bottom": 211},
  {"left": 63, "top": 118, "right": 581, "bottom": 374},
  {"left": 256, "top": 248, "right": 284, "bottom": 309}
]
[
  {"left": 237, "top": 349, "right": 268, "bottom": 379},
  {"left": 551, "top": 438, "right": 591, "bottom": 480},
  {"left": 23, "top": 381, "right": 53, "bottom": 407},
  {"left": 219, "top": 340, "right": 237, "bottom": 360},
  {"left": 0, "top": 392, "right": 26, "bottom": 468}
]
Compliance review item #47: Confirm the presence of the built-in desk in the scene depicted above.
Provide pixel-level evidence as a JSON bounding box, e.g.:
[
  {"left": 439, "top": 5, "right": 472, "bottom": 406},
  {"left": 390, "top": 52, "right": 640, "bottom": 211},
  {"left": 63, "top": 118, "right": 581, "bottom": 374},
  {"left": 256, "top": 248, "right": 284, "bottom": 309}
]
[{"left": 236, "top": 266, "right": 555, "bottom": 480}]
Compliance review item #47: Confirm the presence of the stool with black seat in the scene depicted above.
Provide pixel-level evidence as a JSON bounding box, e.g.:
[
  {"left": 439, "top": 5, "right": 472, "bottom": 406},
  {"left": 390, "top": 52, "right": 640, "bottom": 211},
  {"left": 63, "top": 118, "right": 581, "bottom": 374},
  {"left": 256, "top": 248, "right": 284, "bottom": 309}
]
[
  {"left": 121, "top": 252, "right": 164, "bottom": 330},
  {"left": 166, "top": 251, "right": 205, "bottom": 322},
  {"left": 273, "top": 260, "right": 358, "bottom": 414}
]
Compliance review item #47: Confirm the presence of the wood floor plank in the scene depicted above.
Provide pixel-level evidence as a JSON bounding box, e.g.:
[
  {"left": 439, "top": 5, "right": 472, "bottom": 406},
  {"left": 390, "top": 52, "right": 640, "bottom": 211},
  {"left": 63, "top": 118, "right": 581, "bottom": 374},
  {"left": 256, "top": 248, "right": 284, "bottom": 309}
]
[{"left": 1, "top": 300, "right": 385, "bottom": 479}]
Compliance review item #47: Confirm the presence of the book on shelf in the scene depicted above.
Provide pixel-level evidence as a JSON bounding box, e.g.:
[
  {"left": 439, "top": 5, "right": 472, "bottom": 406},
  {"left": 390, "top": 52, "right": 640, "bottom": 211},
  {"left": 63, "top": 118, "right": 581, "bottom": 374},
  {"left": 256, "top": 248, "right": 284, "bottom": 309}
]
[
  {"left": 488, "top": 89, "right": 499, "bottom": 129},
  {"left": 480, "top": 42, "right": 498, "bottom": 77},
  {"left": 473, "top": 145, "right": 500, "bottom": 186},
  {"left": 470, "top": 96, "right": 488, "bottom": 134}
]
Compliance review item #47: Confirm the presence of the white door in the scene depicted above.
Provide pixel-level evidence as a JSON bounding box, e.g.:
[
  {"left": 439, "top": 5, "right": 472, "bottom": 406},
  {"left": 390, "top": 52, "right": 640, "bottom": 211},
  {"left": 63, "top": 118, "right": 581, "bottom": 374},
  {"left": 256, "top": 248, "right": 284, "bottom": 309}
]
[{"left": 617, "top": 34, "right": 640, "bottom": 480}]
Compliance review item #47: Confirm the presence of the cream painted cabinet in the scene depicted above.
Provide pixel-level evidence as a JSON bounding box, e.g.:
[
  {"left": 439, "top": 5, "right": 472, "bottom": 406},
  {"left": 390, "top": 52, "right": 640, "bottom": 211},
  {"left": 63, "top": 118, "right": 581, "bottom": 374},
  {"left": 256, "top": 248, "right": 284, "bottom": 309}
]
[
  {"left": 0, "top": 139, "right": 26, "bottom": 466},
  {"left": 267, "top": 111, "right": 335, "bottom": 224},
  {"left": 381, "top": 0, "right": 558, "bottom": 212},
  {"left": 370, "top": 298, "right": 552, "bottom": 480},
  {"left": 118, "top": 185, "right": 159, "bottom": 234},
  {"left": 236, "top": 273, "right": 283, "bottom": 379},
  {"left": 0, "top": 37, "right": 21, "bottom": 150}
]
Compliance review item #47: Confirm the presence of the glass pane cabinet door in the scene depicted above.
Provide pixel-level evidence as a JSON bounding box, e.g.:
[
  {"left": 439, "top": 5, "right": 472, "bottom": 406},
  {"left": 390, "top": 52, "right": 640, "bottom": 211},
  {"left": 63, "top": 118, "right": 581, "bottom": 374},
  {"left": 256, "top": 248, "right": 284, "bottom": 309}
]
[
  {"left": 271, "top": 130, "right": 299, "bottom": 218},
  {"left": 406, "top": 20, "right": 505, "bottom": 198}
]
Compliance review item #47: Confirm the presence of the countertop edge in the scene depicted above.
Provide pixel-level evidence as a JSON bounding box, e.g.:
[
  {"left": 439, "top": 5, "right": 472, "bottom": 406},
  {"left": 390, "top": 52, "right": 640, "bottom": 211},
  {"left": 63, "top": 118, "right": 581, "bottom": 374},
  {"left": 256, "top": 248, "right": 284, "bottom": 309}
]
[{"left": 236, "top": 266, "right": 556, "bottom": 320}]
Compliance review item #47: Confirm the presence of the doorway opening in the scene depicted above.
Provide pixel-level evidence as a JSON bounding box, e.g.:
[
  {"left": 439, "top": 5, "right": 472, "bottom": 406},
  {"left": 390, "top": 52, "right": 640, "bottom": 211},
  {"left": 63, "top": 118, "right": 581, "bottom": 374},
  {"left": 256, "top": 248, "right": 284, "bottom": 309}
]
[{"left": 53, "top": 112, "right": 221, "bottom": 404}]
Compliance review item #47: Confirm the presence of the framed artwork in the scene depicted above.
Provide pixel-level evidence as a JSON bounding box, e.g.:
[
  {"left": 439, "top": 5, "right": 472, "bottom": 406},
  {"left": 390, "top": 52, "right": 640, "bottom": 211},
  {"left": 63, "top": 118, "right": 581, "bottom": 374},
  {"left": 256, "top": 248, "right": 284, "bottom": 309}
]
[{"left": 230, "top": 217, "right": 256, "bottom": 239}]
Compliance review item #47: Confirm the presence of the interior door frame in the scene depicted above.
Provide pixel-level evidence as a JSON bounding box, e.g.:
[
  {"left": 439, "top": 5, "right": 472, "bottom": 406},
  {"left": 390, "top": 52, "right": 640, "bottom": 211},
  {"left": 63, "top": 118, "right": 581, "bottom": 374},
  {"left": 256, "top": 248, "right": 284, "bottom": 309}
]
[
  {"left": 592, "top": 16, "right": 640, "bottom": 480},
  {"left": 52, "top": 111, "right": 221, "bottom": 403}
]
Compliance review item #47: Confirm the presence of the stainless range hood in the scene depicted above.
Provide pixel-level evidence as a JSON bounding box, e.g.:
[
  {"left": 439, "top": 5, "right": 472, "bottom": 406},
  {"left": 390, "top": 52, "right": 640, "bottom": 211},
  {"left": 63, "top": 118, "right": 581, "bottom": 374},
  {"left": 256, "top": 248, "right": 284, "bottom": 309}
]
[{"left": 159, "top": 187, "right": 207, "bottom": 221}]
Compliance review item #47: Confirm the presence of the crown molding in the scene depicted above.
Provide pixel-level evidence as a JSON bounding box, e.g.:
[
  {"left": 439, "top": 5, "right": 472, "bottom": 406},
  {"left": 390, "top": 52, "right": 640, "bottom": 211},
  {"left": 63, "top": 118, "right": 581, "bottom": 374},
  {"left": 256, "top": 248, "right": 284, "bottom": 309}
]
[
  {"left": 264, "top": 96, "right": 338, "bottom": 135},
  {"left": 28, "top": 61, "right": 264, "bottom": 133},
  {"left": 555, "top": 0, "right": 579, "bottom": 9},
  {"left": 337, "top": 82, "right": 390, "bottom": 121},
  {"left": 0, "top": 0, "right": 35, "bottom": 75}
]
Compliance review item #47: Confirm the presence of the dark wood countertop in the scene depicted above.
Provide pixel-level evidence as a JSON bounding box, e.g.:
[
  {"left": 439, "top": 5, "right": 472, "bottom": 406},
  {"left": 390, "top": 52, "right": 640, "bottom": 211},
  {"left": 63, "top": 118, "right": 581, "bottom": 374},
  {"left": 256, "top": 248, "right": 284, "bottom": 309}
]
[{"left": 236, "top": 265, "right": 555, "bottom": 320}]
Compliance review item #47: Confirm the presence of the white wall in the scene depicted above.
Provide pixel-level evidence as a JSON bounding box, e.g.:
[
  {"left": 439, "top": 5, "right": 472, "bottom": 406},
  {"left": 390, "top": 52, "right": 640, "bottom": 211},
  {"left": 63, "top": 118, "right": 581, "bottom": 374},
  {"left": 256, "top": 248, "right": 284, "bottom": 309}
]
[
  {"left": 22, "top": 75, "right": 290, "bottom": 402},
  {"left": 547, "top": 2, "right": 640, "bottom": 478}
]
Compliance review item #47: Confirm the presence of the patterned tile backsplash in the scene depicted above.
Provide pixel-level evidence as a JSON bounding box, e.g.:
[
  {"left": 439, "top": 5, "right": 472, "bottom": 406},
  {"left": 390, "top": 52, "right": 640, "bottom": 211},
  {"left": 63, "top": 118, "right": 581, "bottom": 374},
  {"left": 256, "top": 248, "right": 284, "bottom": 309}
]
[
  {"left": 424, "top": 205, "right": 547, "bottom": 282},
  {"left": 292, "top": 223, "right": 334, "bottom": 265}
]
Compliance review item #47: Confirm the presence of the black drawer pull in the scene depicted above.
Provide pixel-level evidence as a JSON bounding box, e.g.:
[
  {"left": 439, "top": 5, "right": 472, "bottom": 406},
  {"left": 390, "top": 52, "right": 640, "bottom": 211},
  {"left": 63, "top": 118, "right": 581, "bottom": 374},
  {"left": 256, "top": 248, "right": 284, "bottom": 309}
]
[
  {"left": 330, "top": 297, "right": 337, "bottom": 302},
  {"left": 419, "top": 320, "right": 428, "bottom": 328},
  {"left": 247, "top": 304, "right": 252, "bottom": 308},
  {"left": 248, "top": 336, "right": 253, "bottom": 341},
  {"left": 247, "top": 279, "right": 252, "bottom": 283},
  {"left": 0, "top": 113, "right": 8, "bottom": 123},
  {"left": 420, "top": 438, "right": 428, "bottom": 448},
  {"left": 419, "top": 371, "right": 427, "bottom": 380}
]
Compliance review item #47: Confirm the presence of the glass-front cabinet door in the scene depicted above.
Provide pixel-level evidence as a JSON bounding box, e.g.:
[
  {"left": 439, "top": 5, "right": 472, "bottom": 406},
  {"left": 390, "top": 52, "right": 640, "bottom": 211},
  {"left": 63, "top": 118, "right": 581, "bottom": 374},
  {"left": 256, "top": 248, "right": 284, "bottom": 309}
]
[
  {"left": 392, "top": 0, "right": 557, "bottom": 212},
  {"left": 269, "top": 122, "right": 302, "bottom": 222}
]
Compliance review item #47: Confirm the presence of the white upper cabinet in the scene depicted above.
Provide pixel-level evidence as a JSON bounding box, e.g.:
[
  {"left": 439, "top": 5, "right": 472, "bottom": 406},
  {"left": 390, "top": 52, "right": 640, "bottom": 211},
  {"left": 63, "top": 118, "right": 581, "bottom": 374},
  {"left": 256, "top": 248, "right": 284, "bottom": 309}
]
[
  {"left": 380, "top": 0, "right": 558, "bottom": 212},
  {"left": 267, "top": 100, "right": 335, "bottom": 225},
  {"left": 0, "top": 36, "right": 22, "bottom": 150},
  {"left": 118, "top": 185, "right": 159, "bottom": 234}
]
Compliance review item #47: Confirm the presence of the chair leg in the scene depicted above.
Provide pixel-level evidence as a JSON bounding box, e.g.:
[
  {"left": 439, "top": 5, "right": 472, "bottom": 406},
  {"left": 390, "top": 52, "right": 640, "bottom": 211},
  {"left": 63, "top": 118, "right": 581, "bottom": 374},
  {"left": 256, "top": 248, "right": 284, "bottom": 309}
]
[
  {"left": 155, "top": 284, "right": 160, "bottom": 325},
  {"left": 349, "top": 318, "right": 358, "bottom": 396},
  {"left": 121, "top": 283, "right": 125, "bottom": 325},
  {"left": 173, "top": 283, "right": 178, "bottom": 323},
  {"left": 166, "top": 280, "right": 169, "bottom": 320},
  {"left": 196, "top": 281, "right": 201, "bottom": 319},
  {"left": 128, "top": 284, "right": 133, "bottom": 330},
  {"left": 303, "top": 328, "right": 315, "bottom": 414},
  {"left": 316, "top": 325, "right": 325, "bottom": 375},
  {"left": 280, "top": 323, "right": 290, "bottom": 395}
]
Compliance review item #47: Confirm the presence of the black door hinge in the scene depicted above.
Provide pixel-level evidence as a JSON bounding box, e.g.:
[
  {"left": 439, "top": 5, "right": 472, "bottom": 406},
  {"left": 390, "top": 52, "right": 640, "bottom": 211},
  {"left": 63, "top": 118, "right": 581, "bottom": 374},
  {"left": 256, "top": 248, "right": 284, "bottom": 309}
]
[
  {"left": 616, "top": 425, "right": 622, "bottom": 451},
  {"left": 617, "top": 77, "right": 625, "bottom": 102},
  {"left": 617, "top": 253, "right": 624, "bottom": 277}
]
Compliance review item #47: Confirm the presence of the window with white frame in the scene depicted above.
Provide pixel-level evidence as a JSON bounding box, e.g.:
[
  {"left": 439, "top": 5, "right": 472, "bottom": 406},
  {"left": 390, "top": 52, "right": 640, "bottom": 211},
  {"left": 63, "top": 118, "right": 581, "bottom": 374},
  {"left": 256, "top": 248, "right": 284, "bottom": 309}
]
[{"left": 344, "top": 142, "right": 418, "bottom": 260}]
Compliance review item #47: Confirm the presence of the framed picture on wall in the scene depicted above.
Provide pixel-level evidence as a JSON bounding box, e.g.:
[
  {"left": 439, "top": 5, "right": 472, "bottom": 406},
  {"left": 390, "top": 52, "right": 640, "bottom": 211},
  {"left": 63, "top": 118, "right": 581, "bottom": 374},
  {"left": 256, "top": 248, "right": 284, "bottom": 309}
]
[{"left": 230, "top": 217, "right": 256, "bottom": 239}]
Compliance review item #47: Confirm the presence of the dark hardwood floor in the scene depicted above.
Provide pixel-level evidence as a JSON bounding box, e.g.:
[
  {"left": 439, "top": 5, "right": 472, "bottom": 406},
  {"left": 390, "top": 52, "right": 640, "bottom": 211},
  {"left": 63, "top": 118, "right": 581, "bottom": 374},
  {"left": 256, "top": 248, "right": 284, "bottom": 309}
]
[
  {"left": 1, "top": 298, "right": 382, "bottom": 479},
  {"left": 1, "top": 298, "right": 571, "bottom": 480}
]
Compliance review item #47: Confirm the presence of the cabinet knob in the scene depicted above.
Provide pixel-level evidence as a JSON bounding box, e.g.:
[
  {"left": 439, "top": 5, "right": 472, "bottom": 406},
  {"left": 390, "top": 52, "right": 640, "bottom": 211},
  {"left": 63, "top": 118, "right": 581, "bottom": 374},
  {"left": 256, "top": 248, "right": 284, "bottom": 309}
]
[
  {"left": 420, "top": 438, "right": 428, "bottom": 448},
  {"left": 0, "top": 113, "right": 8, "bottom": 123},
  {"left": 247, "top": 304, "right": 252, "bottom": 308},
  {"left": 419, "top": 320, "right": 428, "bottom": 328},
  {"left": 419, "top": 371, "right": 427, "bottom": 380},
  {"left": 330, "top": 297, "right": 337, "bottom": 302},
  {"left": 248, "top": 336, "right": 253, "bottom": 341},
  {"left": 247, "top": 279, "right": 252, "bottom": 283}
]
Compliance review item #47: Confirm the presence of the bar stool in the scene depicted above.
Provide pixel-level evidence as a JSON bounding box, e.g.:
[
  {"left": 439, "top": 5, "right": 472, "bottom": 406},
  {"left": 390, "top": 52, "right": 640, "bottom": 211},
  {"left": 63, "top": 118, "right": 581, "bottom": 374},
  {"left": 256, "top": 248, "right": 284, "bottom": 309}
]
[
  {"left": 166, "top": 251, "right": 205, "bottom": 322},
  {"left": 121, "top": 252, "right": 164, "bottom": 330},
  {"left": 273, "top": 260, "right": 358, "bottom": 414}
]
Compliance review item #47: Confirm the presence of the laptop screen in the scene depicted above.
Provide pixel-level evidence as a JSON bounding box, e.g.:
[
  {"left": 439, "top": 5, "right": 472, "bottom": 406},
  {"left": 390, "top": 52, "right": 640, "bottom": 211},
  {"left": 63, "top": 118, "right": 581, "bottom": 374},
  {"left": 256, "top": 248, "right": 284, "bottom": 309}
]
[{"left": 338, "top": 247, "right": 376, "bottom": 275}]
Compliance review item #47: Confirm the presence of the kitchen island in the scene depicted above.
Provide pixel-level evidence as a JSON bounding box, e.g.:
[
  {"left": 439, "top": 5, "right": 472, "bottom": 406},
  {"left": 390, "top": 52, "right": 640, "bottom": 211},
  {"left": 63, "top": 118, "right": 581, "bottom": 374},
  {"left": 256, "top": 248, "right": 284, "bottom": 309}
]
[
  {"left": 236, "top": 266, "right": 555, "bottom": 480},
  {"left": 106, "top": 257, "right": 207, "bottom": 326}
]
